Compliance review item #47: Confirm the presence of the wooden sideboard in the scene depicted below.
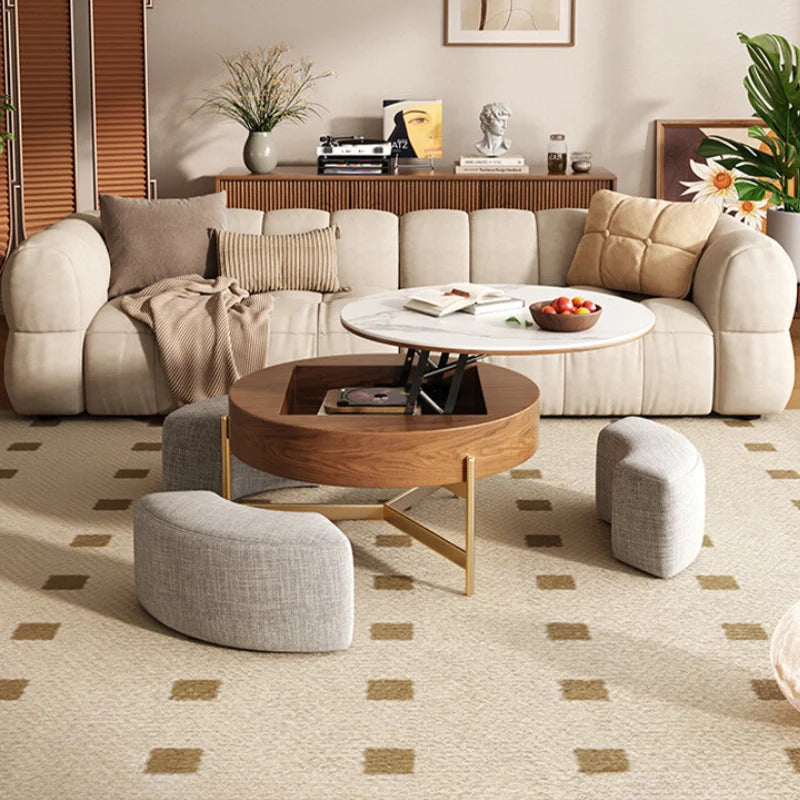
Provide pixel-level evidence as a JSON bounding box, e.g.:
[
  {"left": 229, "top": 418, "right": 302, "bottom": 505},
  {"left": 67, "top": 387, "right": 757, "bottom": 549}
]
[{"left": 215, "top": 166, "right": 617, "bottom": 216}]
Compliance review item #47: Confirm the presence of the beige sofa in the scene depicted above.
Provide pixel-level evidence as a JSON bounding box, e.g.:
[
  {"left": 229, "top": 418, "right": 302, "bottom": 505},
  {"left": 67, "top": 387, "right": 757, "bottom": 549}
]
[{"left": 2, "top": 206, "right": 796, "bottom": 417}]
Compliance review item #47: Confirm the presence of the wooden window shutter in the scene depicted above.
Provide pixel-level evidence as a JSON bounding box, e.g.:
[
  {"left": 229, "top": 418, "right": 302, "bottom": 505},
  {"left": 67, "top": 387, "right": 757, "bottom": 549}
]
[
  {"left": 0, "top": 11, "right": 11, "bottom": 260},
  {"left": 91, "top": 0, "right": 149, "bottom": 199},
  {"left": 17, "top": 0, "right": 77, "bottom": 237}
]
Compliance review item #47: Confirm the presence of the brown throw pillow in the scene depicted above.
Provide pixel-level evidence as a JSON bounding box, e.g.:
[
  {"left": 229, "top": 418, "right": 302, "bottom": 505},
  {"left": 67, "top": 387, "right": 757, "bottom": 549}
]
[
  {"left": 566, "top": 190, "right": 721, "bottom": 299},
  {"left": 101, "top": 192, "right": 228, "bottom": 298},
  {"left": 215, "top": 225, "right": 342, "bottom": 292}
]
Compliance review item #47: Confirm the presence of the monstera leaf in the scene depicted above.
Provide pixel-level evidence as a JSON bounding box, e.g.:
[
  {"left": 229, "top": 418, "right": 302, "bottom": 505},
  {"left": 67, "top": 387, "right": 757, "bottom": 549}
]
[{"left": 697, "top": 33, "right": 800, "bottom": 212}]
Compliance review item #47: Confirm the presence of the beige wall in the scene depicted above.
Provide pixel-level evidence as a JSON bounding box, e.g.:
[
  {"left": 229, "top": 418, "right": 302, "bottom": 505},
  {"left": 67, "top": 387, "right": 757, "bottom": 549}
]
[{"left": 146, "top": 1, "right": 800, "bottom": 199}]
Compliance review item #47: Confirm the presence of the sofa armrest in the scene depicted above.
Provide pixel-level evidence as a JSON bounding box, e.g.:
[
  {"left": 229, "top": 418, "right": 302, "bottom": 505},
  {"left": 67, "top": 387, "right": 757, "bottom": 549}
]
[
  {"left": 1, "top": 217, "right": 111, "bottom": 414},
  {"left": 693, "top": 215, "right": 796, "bottom": 415}
]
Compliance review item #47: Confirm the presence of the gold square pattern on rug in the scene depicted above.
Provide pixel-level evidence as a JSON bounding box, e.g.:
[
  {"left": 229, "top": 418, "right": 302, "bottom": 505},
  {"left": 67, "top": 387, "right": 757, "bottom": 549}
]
[
  {"left": 722, "top": 623, "right": 767, "bottom": 640},
  {"left": 366, "top": 680, "right": 414, "bottom": 701},
  {"left": 751, "top": 680, "right": 785, "bottom": 701},
  {"left": 526, "top": 534, "right": 563, "bottom": 548},
  {"left": 371, "top": 623, "right": 414, "bottom": 641},
  {"left": 745, "top": 443, "right": 776, "bottom": 452},
  {"left": 12, "top": 623, "right": 60, "bottom": 641},
  {"left": 375, "top": 534, "right": 412, "bottom": 548},
  {"left": 0, "top": 679, "right": 29, "bottom": 700},
  {"left": 696, "top": 575, "right": 739, "bottom": 590},
  {"left": 516, "top": 499, "right": 552, "bottom": 511},
  {"left": 547, "top": 623, "right": 591, "bottom": 641},
  {"left": 363, "top": 748, "right": 415, "bottom": 775},
  {"left": 114, "top": 468, "right": 150, "bottom": 479},
  {"left": 794, "top": 500, "right": 800, "bottom": 511},
  {"left": 724, "top": 419, "right": 754, "bottom": 427},
  {"left": 511, "top": 468, "right": 541, "bottom": 479},
  {"left": 537, "top": 575, "right": 576, "bottom": 590},
  {"left": 561, "top": 680, "right": 609, "bottom": 701},
  {"left": 0, "top": 469, "right": 17, "bottom": 478},
  {"left": 373, "top": 575, "right": 413, "bottom": 591},
  {"left": 42, "top": 575, "right": 88, "bottom": 590},
  {"left": 702, "top": 535, "right": 713, "bottom": 547},
  {"left": 170, "top": 680, "right": 221, "bottom": 701},
  {"left": 132, "top": 442, "right": 161, "bottom": 452},
  {"left": 93, "top": 499, "right": 132, "bottom": 511},
  {"left": 7, "top": 442, "right": 41, "bottom": 451},
  {"left": 144, "top": 748, "right": 203, "bottom": 774},
  {"left": 786, "top": 749, "right": 800, "bottom": 773},
  {"left": 768, "top": 470, "right": 800, "bottom": 480},
  {"left": 574, "top": 748, "right": 629, "bottom": 774},
  {"left": 71, "top": 534, "right": 112, "bottom": 548}
]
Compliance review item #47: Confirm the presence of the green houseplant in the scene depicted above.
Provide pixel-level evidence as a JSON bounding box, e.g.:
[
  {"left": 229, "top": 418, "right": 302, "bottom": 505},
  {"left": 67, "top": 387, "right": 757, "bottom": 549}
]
[
  {"left": 697, "top": 32, "right": 800, "bottom": 279},
  {"left": 199, "top": 43, "right": 333, "bottom": 174}
]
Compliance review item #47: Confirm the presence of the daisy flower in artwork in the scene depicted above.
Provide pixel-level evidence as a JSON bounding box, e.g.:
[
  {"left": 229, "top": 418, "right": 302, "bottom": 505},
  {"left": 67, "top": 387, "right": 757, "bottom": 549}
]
[
  {"left": 680, "top": 158, "right": 742, "bottom": 205},
  {"left": 724, "top": 197, "right": 769, "bottom": 230}
]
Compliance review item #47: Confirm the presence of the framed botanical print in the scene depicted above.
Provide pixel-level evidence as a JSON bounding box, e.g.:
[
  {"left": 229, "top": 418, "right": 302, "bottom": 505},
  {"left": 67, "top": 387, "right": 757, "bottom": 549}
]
[
  {"left": 656, "top": 118, "right": 774, "bottom": 230},
  {"left": 445, "top": 0, "right": 575, "bottom": 46}
]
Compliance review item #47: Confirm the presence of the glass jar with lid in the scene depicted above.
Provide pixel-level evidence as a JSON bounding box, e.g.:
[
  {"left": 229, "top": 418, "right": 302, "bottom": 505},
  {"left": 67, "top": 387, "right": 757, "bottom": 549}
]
[{"left": 547, "top": 134, "right": 567, "bottom": 175}]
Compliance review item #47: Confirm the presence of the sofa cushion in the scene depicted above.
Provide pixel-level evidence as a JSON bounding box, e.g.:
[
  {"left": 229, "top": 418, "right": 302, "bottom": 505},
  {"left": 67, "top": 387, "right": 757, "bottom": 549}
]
[
  {"left": 566, "top": 190, "right": 720, "bottom": 299},
  {"left": 101, "top": 192, "right": 228, "bottom": 299},
  {"left": 216, "top": 226, "right": 342, "bottom": 292}
]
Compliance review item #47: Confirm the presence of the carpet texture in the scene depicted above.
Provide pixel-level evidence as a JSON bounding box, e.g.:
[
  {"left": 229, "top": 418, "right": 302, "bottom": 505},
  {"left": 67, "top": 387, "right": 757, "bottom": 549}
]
[{"left": 1, "top": 409, "right": 800, "bottom": 798}]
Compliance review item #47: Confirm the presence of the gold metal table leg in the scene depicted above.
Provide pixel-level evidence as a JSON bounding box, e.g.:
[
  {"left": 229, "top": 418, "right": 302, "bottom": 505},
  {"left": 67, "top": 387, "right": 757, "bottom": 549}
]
[
  {"left": 220, "top": 414, "right": 232, "bottom": 500},
  {"left": 465, "top": 456, "right": 476, "bottom": 596}
]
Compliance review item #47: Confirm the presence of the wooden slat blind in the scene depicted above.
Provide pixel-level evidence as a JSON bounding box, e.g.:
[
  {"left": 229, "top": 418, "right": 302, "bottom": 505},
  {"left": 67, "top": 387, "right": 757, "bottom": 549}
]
[
  {"left": 92, "top": 0, "right": 148, "bottom": 199},
  {"left": 0, "top": 11, "right": 11, "bottom": 259},
  {"left": 18, "top": 0, "right": 76, "bottom": 237}
]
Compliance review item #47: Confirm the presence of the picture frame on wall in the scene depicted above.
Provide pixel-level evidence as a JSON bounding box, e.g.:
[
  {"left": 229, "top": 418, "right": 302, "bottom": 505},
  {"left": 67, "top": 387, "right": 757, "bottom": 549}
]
[
  {"left": 655, "top": 118, "right": 766, "bottom": 201},
  {"left": 656, "top": 118, "right": 774, "bottom": 231},
  {"left": 445, "top": 0, "right": 575, "bottom": 46}
]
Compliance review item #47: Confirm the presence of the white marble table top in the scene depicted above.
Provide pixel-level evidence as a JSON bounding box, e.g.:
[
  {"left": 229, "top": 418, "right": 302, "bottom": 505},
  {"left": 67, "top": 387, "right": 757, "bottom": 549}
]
[{"left": 340, "top": 285, "right": 656, "bottom": 355}]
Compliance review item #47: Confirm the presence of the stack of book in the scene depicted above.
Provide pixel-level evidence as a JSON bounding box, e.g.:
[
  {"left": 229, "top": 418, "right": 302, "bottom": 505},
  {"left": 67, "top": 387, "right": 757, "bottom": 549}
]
[
  {"left": 403, "top": 283, "right": 525, "bottom": 317},
  {"left": 454, "top": 155, "right": 529, "bottom": 175}
]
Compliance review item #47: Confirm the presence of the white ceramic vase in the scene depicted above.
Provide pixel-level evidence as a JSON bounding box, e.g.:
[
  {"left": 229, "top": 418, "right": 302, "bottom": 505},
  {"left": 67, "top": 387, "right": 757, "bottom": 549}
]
[
  {"left": 767, "top": 207, "right": 800, "bottom": 282},
  {"left": 243, "top": 131, "right": 278, "bottom": 174}
]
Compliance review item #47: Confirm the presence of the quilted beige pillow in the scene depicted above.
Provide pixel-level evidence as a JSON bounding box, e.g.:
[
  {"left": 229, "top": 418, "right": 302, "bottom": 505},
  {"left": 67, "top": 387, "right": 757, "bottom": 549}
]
[
  {"left": 216, "top": 225, "right": 342, "bottom": 292},
  {"left": 566, "top": 190, "right": 720, "bottom": 299}
]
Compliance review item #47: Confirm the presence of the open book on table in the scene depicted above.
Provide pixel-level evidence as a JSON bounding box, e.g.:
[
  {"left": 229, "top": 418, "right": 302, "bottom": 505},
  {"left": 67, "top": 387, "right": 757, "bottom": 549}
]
[{"left": 403, "top": 283, "right": 519, "bottom": 317}]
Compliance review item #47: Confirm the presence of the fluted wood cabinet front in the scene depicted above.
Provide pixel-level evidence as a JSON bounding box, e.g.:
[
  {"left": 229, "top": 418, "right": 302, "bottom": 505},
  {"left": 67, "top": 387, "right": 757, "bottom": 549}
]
[{"left": 216, "top": 168, "right": 617, "bottom": 216}]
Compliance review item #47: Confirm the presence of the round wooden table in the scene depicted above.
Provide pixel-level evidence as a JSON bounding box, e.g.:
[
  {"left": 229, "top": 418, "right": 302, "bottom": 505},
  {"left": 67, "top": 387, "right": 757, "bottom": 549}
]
[{"left": 225, "top": 354, "right": 541, "bottom": 595}]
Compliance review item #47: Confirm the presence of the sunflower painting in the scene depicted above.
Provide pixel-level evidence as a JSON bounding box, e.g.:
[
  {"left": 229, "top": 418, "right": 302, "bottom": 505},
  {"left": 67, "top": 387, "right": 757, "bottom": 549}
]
[
  {"left": 656, "top": 119, "right": 776, "bottom": 231},
  {"left": 445, "top": 0, "right": 574, "bottom": 45}
]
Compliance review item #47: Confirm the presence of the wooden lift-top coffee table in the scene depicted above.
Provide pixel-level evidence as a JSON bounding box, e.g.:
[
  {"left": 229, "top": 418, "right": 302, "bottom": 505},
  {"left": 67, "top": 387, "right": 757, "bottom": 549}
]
[{"left": 223, "top": 354, "right": 540, "bottom": 595}]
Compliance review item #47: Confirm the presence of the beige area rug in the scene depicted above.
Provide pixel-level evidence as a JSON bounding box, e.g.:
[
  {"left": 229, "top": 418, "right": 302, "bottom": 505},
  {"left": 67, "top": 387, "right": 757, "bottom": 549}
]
[{"left": 1, "top": 409, "right": 800, "bottom": 799}]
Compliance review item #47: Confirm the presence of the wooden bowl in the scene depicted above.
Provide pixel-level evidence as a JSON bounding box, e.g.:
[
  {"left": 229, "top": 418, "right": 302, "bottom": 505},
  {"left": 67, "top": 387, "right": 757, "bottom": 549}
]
[{"left": 529, "top": 301, "right": 602, "bottom": 332}]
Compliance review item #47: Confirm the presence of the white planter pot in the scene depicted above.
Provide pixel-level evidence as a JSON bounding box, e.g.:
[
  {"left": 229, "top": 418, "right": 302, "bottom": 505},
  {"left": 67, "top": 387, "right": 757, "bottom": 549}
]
[
  {"left": 243, "top": 131, "right": 278, "bottom": 174},
  {"left": 767, "top": 207, "right": 800, "bottom": 283}
]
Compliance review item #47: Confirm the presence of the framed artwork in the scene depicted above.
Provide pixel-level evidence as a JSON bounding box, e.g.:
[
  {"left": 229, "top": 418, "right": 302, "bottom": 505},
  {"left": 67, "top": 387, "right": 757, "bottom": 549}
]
[
  {"left": 445, "top": 0, "right": 575, "bottom": 46},
  {"left": 383, "top": 100, "right": 443, "bottom": 159},
  {"left": 656, "top": 118, "right": 773, "bottom": 230}
]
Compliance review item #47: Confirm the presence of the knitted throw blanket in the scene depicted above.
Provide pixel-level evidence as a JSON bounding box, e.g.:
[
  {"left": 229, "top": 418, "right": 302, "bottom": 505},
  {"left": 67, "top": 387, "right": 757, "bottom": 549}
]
[{"left": 120, "top": 274, "right": 272, "bottom": 406}]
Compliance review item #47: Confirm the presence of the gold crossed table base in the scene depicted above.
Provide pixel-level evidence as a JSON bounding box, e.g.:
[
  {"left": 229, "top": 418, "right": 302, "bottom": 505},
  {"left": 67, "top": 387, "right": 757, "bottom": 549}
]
[{"left": 220, "top": 415, "right": 477, "bottom": 596}]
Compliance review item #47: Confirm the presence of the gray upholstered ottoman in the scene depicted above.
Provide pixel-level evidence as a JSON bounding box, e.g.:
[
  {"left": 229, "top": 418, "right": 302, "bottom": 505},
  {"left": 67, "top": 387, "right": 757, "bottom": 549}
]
[
  {"left": 134, "top": 490, "right": 354, "bottom": 652},
  {"left": 162, "top": 395, "right": 308, "bottom": 500},
  {"left": 596, "top": 417, "right": 705, "bottom": 578}
]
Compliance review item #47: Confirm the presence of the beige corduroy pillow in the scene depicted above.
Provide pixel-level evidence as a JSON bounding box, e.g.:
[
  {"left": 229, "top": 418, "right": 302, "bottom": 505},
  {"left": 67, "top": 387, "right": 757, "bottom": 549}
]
[
  {"left": 566, "top": 190, "right": 721, "bottom": 299},
  {"left": 216, "top": 225, "right": 342, "bottom": 292}
]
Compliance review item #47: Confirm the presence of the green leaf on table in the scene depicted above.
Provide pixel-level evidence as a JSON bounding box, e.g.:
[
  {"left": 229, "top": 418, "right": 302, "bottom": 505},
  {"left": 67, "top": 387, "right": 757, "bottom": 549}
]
[{"left": 506, "top": 316, "right": 521, "bottom": 325}]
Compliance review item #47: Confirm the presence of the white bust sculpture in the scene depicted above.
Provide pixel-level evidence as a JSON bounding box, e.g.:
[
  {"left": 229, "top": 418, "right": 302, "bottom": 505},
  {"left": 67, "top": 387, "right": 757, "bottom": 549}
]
[{"left": 475, "top": 102, "right": 512, "bottom": 157}]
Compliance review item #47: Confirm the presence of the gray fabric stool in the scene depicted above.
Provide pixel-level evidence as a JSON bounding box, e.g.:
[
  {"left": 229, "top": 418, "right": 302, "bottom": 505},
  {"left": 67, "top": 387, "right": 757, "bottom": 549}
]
[
  {"left": 162, "top": 395, "right": 308, "bottom": 500},
  {"left": 596, "top": 417, "right": 705, "bottom": 578},
  {"left": 134, "top": 491, "right": 354, "bottom": 652}
]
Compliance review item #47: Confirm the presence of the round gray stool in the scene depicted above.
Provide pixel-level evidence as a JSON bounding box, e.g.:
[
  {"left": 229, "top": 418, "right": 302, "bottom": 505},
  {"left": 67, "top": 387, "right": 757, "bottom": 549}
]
[
  {"left": 134, "top": 491, "right": 354, "bottom": 652},
  {"left": 162, "top": 395, "right": 309, "bottom": 500},
  {"left": 596, "top": 417, "right": 705, "bottom": 578}
]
